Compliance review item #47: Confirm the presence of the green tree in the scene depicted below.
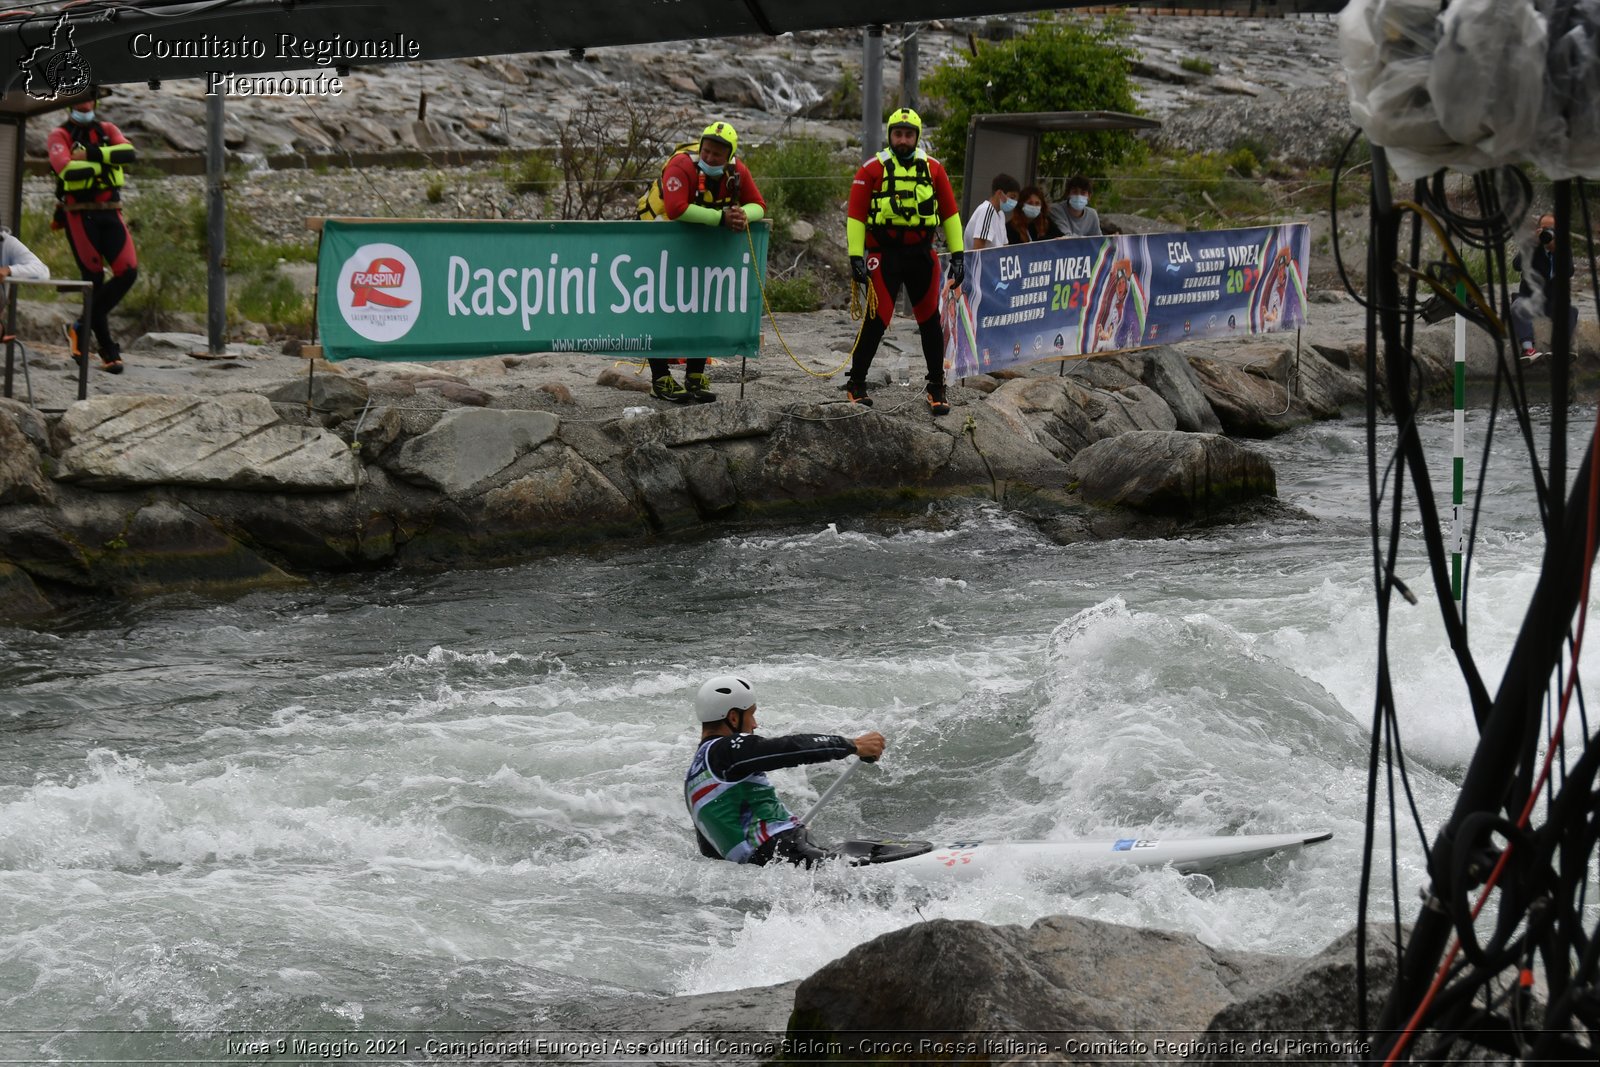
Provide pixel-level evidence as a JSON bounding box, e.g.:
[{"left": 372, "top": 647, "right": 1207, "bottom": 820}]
[{"left": 923, "top": 17, "right": 1144, "bottom": 185}]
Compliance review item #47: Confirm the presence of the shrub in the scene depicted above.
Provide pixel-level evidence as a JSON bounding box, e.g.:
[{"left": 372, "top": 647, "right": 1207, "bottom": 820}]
[
  {"left": 504, "top": 150, "right": 560, "bottom": 198},
  {"left": 824, "top": 66, "right": 862, "bottom": 122},
  {"left": 1223, "top": 146, "right": 1260, "bottom": 178},
  {"left": 116, "top": 189, "right": 209, "bottom": 330},
  {"left": 924, "top": 16, "right": 1145, "bottom": 182},
  {"left": 554, "top": 95, "right": 688, "bottom": 220},
  {"left": 1095, "top": 150, "right": 1268, "bottom": 227},
  {"left": 762, "top": 273, "right": 822, "bottom": 313},
  {"left": 425, "top": 173, "right": 447, "bottom": 203},
  {"left": 743, "top": 138, "right": 851, "bottom": 218},
  {"left": 237, "top": 270, "right": 312, "bottom": 335},
  {"left": 16, "top": 207, "right": 80, "bottom": 286},
  {"left": 1180, "top": 56, "right": 1215, "bottom": 75}
]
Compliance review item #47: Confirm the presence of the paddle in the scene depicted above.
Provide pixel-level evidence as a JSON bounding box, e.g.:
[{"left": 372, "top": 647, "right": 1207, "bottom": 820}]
[{"left": 799, "top": 756, "right": 871, "bottom": 827}]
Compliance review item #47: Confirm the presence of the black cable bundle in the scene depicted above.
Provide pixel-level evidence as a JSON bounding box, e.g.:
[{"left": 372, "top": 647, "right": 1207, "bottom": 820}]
[{"left": 1341, "top": 142, "right": 1600, "bottom": 1062}]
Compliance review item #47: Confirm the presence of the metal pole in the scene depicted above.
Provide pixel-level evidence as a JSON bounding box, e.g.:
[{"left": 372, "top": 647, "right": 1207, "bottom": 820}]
[
  {"left": 862, "top": 24, "right": 884, "bottom": 160},
  {"left": 1451, "top": 287, "right": 1467, "bottom": 604},
  {"left": 78, "top": 287, "right": 91, "bottom": 402},
  {"left": 3, "top": 284, "right": 15, "bottom": 399},
  {"left": 206, "top": 91, "right": 227, "bottom": 355},
  {"left": 900, "top": 24, "right": 919, "bottom": 113},
  {"left": 800, "top": 759, "right": 863, "bottom": 827}
]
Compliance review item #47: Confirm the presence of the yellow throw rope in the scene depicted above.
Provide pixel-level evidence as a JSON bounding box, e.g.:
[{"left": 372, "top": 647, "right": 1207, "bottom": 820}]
[{"left": 745, "top": 227, "right": 873, "bottom": 380}]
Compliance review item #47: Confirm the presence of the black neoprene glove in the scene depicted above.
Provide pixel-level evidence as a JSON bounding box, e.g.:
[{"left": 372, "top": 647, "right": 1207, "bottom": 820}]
[
  {"left": 850, "top": 256, "right": 869, "bottom": 285},
  {"left": 946, "top": 251, "right": 965, "bottom": 289}
]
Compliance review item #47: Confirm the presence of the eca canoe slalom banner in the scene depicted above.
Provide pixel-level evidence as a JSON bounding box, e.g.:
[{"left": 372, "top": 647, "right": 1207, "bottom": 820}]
[
  {"left": 315, "top": 219, "right": 770, "bottom": 362},
  {"left": 940, "top": 223, "right": 1309, "bottom": 377}
]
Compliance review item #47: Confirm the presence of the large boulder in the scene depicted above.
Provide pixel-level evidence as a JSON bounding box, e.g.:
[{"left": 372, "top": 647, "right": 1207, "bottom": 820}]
[
  {"left": 699, "top": 72, "right": 766, "bottom": 110},
  {"left": 53, "top": 395, "right": 360, "bottom": 492},
  {"left": 986, "top": 377, "right": 1174, "bottom": 461},
  {"left": 622, "top": 441, "right": 699, "bottom": 531},
  {"left": 610, "top": 399, "right": 780, "bottom": 449},
  {"left": 787, "top": 915, "right": 1286, "bottom": 1058},
  {"left": 383, "top": 408, "right": 559, "bottom": 495},
  {"left": 1069, "top": 430, "right": 1276, "bottom": 516},
  {"left": 1190, "top": 926, "right": 1402, "bottom": 1064},
  {"left": 734, "top": 404, "right": 953, "bottom": 508},
  {"left": 0, "top": 496, "right": 296, "bottom": 596},
  {"left": 1141, "top": 347, "right": 1225, "bottom": 433},
  {"left": 466, "top": 445, "right": 642, "bottom": 551},
  {"left": 265, "top": 372, "right": 372, "bottom": 422},
  {"left": 0, "top": 561, "right": 52, "bottom": 620},
  {"left": 1189, "top": 356, "right": 1305, "bottom": 437},
  {"left": 0, "top": 400, "right": 52, "bottom": 505}
]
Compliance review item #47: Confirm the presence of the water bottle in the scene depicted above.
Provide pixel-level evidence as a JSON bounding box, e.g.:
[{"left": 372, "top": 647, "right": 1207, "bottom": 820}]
[
  {"left": 623, "top": 406, "right": 650, "bottom": 419},
  {"left": 897, "top": 350, "right": 910, "bottom": 387}
]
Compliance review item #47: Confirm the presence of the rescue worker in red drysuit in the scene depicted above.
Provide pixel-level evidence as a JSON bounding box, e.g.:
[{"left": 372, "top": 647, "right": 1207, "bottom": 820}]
[
  {"left": 48, "top": 96, "right": 139, "bottom": 374},
  {"left": 644, "top": 120, "right": 767, "bottom": 403},
  {"left": 843, "top": 107, "right": 965, "bottom": 415}
]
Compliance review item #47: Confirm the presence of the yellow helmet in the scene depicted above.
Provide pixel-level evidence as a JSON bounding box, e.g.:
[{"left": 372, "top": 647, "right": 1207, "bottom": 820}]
[
  {"left": 886, "top": 107, "right": 923, "bottom": 136},
  {"left": 701, "top": 120, "right": 738, "bottom": 157}
]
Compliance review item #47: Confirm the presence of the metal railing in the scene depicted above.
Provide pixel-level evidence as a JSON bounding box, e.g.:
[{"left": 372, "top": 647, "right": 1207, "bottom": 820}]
[{"left": 2, "top": 276, "right": 95, "bottom": 405}]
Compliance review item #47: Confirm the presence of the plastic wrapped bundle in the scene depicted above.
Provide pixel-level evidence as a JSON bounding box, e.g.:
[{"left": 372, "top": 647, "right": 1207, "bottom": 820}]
[
  {"left": 1341, "top": 0, "right": 1600, "bottom": 179},
  {"left": 1533, "top": 0, "right": 1600, "bottom": 177},
  {"left": 1430, "top": 0, "right": 1545, "bottom": 168},
  {"left": 1340, "top": 0, "right": 1472, "bottom": 178}
]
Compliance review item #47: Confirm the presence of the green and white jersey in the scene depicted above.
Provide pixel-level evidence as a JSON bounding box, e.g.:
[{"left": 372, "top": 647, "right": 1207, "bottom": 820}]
[
  {"left": 685, "top": 738, "right": 798, "bottom": 863},
  {"left": 684, "top": 731, "right": 854, "bottom": 863}
]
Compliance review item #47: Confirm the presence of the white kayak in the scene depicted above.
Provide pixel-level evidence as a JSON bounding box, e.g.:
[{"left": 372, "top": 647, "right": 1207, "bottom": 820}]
[{"left": 830, "top": 829, "right": 1332, "bottom": 880}]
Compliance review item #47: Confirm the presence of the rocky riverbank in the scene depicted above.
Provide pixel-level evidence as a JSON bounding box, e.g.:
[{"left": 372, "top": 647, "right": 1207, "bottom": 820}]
[
  {"left": 516, "top": 913, "right": 1396, "bottom": 1066},
  {"left": 9, "top": 286, "right": 1585, "bottom": 624},
  {"left": 0, "top": 10, "right": 1580, "bottom": 1057},
  {"left": 18, "top": 13, "right": 1348, "bottom": 166}
]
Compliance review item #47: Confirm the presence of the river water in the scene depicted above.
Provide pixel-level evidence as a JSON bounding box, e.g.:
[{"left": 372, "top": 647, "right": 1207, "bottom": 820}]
[{"left": 2, "top": 406, "right": 1593, "bottom": 1060}]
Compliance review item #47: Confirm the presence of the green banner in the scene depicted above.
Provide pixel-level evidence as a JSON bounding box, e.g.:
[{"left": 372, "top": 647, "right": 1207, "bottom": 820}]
[{"left": 315, "top": 219, "right": 770, "bottom": 362}]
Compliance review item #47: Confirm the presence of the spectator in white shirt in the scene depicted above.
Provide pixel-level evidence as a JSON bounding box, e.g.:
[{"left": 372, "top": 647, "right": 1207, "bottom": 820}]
[
  {"left": 964, "top": 173, "right": 1020, "bottom": 250},
  {"left": 0, "top": 226, "right": 49, "bottom": 283}
]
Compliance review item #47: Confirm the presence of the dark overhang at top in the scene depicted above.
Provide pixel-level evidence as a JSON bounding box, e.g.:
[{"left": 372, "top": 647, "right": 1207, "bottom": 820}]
[{"left": 1, "top": 0, "right": 1347, "bottom": 100}]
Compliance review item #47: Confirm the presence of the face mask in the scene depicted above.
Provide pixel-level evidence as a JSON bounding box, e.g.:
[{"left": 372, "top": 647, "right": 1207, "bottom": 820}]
[
  {"left": 1000, "top": 197, "right": 1018, "bottom": 213},
  {"left": 1022, "top": 204, "right": 1042, "bottom": 220},
  {"left": 1069, "top": 195, "right": 1089, "bottom": 211},
  {"left": 697, "top": 160, "right": 725, "bottom": 178},
  {"left": 70, "top": 109, "right": 95, "bottom": 125}
]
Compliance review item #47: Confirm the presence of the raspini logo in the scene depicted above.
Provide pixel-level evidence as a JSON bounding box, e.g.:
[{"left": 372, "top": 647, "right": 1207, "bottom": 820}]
[
  {"left": 337, "top": 243, "right": 422, "bottom": 342},
  {"left": 20, "top": 13, "right": 93, "bottom": 102}
]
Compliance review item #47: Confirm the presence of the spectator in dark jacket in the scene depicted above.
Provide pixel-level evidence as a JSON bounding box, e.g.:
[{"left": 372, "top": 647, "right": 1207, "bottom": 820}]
[{"left": 1511, "top": 211, "right": 1579, "bottom": 362}]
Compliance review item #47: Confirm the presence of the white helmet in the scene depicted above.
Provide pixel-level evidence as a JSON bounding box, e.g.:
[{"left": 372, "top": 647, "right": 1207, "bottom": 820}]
[{"left": 695, "top": 675, "right": 755, "bottom": 723}]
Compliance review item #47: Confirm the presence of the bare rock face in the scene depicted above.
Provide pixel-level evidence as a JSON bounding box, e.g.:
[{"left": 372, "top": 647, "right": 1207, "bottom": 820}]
[
  {"left": 787, "top": 915, "right": 1287, "bottom": 1058},
  {"left": 53, "top": 395, "right": 361, "bottom": 491},
  {"left": 1142, "top": 347, "right": 1226, "bottom": 434},
  {"left": 1190, "top": 356, "right": 1306, "bottom": 437},
  {"left": 0, "top": 400, "right": 53, "bottom": 505},
  {"left": 265, "top": 372, "right": 372, "bottom": 422},
  {"left": 0, "top": 561, "right": 51, "bottom": 617},
  {"left": 1189, "top": 926, "right": 1401, "bottom": 1064},
  {"left": 383, "top": 408, "right": 560, "bottom": 495},
  {"left": 1069, "top": 430, "right": 1277, "bottom": 516},
  {"left": 0, "top": 494, "right": 295, "bottom": 598},
  {"left": 987, "top": 376, "right": 1170, "bottom": 461}
]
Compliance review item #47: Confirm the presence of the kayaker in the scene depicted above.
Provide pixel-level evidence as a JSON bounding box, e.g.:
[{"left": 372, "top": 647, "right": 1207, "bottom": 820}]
[{"left": 684, "top": 674, "right": 885, "bottom": 867}]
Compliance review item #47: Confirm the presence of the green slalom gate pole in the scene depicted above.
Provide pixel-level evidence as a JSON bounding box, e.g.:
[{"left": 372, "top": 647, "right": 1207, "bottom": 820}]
[{"left": 1451, "top": 285, "right": 1467, "bottom": 604}]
